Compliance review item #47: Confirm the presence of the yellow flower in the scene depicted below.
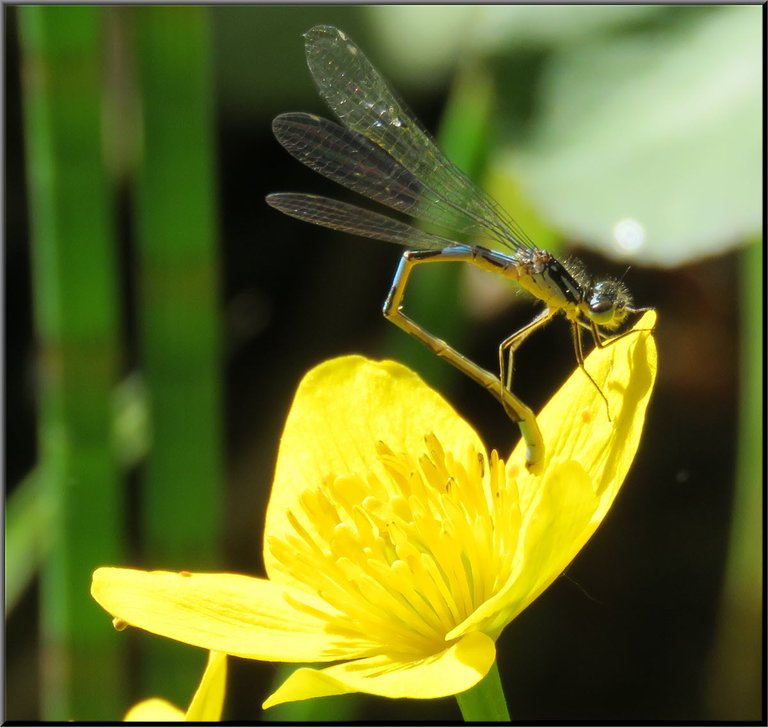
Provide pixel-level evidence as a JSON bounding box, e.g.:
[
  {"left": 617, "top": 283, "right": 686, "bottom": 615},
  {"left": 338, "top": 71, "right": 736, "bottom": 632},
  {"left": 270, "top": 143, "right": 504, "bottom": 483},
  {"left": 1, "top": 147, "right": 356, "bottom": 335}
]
[
  {"left": 123, "top": 651, "right": 226, "bottom": 721},
  {"left": 92, "top": 311, "right": 656, "bottom": 708}
]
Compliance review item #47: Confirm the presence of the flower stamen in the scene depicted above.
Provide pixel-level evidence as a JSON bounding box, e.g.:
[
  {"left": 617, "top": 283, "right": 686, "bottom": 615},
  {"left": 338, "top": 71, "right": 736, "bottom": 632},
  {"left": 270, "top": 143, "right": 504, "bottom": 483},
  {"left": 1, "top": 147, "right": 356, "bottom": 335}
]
[{"left": 269, "top": 432, "right": 522, "bottom": 655}]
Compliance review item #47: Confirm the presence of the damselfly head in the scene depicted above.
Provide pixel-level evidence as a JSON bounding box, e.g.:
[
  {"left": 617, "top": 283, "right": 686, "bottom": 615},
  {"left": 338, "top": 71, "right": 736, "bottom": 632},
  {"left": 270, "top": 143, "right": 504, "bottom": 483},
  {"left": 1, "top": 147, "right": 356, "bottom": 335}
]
[{"left": 584, "top": 278, "right": 633, "bottom": 331}]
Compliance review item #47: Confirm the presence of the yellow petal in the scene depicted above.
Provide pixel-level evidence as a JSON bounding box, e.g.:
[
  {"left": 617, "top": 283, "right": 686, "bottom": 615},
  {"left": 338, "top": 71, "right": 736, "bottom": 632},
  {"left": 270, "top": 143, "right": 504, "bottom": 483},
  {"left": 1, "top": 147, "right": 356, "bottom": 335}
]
[
  {"left": 517, "top": 309, "right": 657, "bottom": 506},
  {"left": 263, "top": 631, "right": 495, "bottom": 708},
  {"left": 451, "top": 311, "right": 657, "bottom": 638},
  {"left": 91, "top": 568, "right": 361, "bottom": 661},
  {"left": 124, "top": 697, "right": 185, "bottom": 721},
  {"left": 265, "top": 355, "right": 485, "bottom": 579},
  {"left": 185, "top": 651, "right": 227, "bottom": 721},
  {"left": 515, "top": 311, "right": 657, "bottom": 596}
]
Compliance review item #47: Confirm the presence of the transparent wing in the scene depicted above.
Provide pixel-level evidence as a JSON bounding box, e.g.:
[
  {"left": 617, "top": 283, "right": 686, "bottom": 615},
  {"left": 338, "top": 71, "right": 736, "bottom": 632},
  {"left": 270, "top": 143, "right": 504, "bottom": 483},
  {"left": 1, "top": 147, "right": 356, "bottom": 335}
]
[
  {"left": 273, "top": 112, "right": 503, "bottom": 242},
  {"left": 302, "top": 24, "right": 535, "bottom": 252},
  {"left": 266, "top": 192, "right": 460, "bottom": 251}
]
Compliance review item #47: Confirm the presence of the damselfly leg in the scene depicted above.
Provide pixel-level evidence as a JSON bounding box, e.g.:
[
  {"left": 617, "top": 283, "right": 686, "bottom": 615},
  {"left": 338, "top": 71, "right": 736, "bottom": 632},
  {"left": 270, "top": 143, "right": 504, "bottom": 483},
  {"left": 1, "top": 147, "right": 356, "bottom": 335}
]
[
  {"left": 498, "top": 308, "right": 556, "bottom": 397},
  {"left": 572, "top": 306, "right": 656, "bottom": 418}
]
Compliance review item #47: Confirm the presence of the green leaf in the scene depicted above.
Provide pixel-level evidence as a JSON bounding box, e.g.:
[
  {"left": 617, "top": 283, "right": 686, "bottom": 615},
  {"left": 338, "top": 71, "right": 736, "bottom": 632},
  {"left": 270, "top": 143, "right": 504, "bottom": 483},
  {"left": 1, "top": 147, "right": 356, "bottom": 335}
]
[{"left": 509, "top": 6, "right": 761, "bottom": 266}]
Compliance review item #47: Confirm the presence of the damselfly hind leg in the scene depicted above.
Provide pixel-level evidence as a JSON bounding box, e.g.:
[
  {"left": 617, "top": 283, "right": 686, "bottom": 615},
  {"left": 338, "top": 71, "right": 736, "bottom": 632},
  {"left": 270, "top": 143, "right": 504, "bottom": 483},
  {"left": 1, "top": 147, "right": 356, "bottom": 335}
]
[
  {"left": 572, "top": 320, "right": 613, "bottom": 420},
  {"left": 383, "top": 249, "right": 545, "bottom": 472}
]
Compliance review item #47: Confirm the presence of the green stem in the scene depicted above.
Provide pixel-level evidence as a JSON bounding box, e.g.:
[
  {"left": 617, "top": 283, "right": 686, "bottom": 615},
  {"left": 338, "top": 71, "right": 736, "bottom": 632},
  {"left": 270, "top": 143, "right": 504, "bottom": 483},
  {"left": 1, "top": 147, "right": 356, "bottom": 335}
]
[
  {"left": 131, "top": 5, "right": 223, "bottom": 703},
  {"left": 455, "top": 660, "right": 510, "bottom": 722},
  {"left": 18, "top": 6, "right": 125, "bottom": 718},
  {"left": 703, "top": 235, "right": 762, "bottom": 718}
]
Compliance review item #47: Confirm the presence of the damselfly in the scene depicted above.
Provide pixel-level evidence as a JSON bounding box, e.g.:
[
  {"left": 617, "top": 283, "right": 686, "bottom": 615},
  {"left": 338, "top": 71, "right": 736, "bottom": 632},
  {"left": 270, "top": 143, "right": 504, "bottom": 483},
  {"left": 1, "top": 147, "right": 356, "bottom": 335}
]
[{"left": 267, "top": 25, "right": 649, "bottom": 472}]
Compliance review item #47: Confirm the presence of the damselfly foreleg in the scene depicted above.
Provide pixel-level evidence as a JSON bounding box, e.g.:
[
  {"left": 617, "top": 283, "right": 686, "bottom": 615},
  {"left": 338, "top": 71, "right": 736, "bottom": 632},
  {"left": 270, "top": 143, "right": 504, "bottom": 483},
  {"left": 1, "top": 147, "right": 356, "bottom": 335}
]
[
  {"left": 571, "top": 320, "right": 612, "bottom": 418},
  {"left": 586, "top": 308, "right": 656, "bottom": 350},
  {"left": 575, "top": 307, "right": 656, "bottom": 418},
  {"left": 383, "top": 248, "right": 545, "bottom": 471}
]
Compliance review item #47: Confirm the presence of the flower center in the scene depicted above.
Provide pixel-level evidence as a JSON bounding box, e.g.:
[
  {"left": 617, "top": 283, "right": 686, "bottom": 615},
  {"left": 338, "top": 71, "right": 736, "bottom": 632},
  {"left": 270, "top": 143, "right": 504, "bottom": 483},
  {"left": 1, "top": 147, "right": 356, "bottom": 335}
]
[{"left": 268, "top": 433, "right": 522, "bottom": 656}]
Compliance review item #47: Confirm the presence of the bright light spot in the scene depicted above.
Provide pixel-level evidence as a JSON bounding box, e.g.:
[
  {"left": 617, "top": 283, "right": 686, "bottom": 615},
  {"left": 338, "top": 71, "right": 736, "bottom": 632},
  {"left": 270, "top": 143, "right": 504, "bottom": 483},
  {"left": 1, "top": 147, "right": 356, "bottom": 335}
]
[{"left": 613, "top": 218, "right": 646, "bottom": 253}]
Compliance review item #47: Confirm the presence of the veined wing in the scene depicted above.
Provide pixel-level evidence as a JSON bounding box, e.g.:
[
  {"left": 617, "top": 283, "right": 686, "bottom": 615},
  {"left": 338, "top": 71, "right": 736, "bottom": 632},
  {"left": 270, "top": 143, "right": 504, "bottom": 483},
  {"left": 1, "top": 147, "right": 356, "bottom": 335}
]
[
  {"left": 273, "top": 112, "right": 504, "bottom": 243},
  {"left": 266, "top": 192, "right": 461, "bottom": 251},
  {"left": 303, "top": 24, "right": 535, "bottom": 252}
]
